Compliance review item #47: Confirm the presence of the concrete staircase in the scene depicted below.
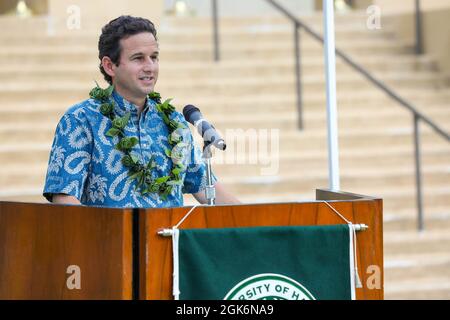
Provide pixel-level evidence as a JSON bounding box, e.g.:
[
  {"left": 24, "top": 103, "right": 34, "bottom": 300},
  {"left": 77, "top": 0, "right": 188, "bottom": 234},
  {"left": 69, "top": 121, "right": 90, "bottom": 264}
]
[{"left": 0, "top": 12, "right": 449, "bottom": 299}]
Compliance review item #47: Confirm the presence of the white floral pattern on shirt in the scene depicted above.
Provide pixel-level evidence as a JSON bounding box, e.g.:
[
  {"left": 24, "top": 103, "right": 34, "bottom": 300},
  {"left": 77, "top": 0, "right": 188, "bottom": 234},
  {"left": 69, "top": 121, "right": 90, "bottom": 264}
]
[{"left": 43, "top": 90, "right": 216, "bottom": 208}]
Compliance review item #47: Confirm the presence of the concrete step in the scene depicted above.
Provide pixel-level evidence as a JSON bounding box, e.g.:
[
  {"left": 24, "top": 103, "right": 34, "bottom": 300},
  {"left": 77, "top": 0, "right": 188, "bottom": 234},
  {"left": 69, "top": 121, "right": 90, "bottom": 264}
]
[
  {"left": 1, "top": 97, "right": 448, "bottom": 118},
  {"left": 1, "top": 100, "right": 449, "bottom": 124},
  {"left": 0, "top": 187, "right": 47, "bottom": 201},
  {"left": 0, "top": 31, "right": 392, "bottom": 52},
  {"left": 162, "top": 76, "right": 449, "bottom": 94},
  {"left": 384, "top": 276, "right": 450, "bottom": 299},
  {"left": 384, "top": 250, "right": 450, "bottom": 299},
  {"left": 1, "top": 106, "right": 448, "bottom": 134},
  {"left": 0, "top": 35, "right": 396, "bottom": 52},
  {"left": 384, "top": 210, "right": 450, "bottom": 232},
  {"left": 0, "top": 16, "right": 48, "bottom": 36},
  {"left": 2, "top": 136, "right": 448, "bottom": 179},
  {"left": 212, "top": 150, "right": 450, "bottom": 177},
  {"left": 212, "top": 186, "right": 450, "bottom": 210},
  {"left": 0, "top": 59, "right": 439, "bottom": 83},
  {"left": 1, "top": 146, "right": 448, "bottom": 181},
  {"left": 0, "top": 34, "right": 98, "bottom": 46},
  {"left": 160, "top": 14, "right": 371, "bottom": 29},
  {"left": 341, "top": 184, "right": 450, "bottom": 208},
  {"left": 1, "top": 95, "right": 449, "bottom": 123},
  {"left": 1, "top": 120, "right": 449, "bottom": 151},
  {"left": 171, "top": 88, "right": 450, "bottom": 107},
  {"left": 159, "top": 29, "right": 391, "bottom": 45},
  {"left": 217, "top": 172, "right": 450, "bottom": 197},
  {"left": 188, "top": 111, "right": 450, "bottom": 132},
  {"left": 2, "top": 154, "right": 448, "bottom": 187},
  {"left": 1, "top": 145, "right": 447, "bottom": 179},
  {"left": 0, "top": 33, "right": 399, "bottom": 52},
  {"left": 0, "top": 77, "right": 447, "bottom": 106},
  {"left": 0, "top": 53, "right": 437, "bottom": 80},
  {"left": 0, "top": 13, "right": 379, "bottom": 39},
  {"left": 384, "top": 231, "right": 450, "bottom": 256},
  {"left": 0, "top": 40, "right": 409, "bottom": 64},
  {"left": 0, "top": 143, "right": 52, "bottom": 163},
  {"left": 0, "top": 27, "right": 391, "bottom": 47},
  {"left": 1, "top": 68, "right": 446, "bottom": 91},
  {"left": 2, "top": 149, "right": 449, "bottom": 180},
  {"left": 385, "top": 254, "right": 450, "bottom": 286},
  {"left": 2, "top": 86, "right": 450, "bottom": 106},
  {"left": 24, "top": 173, "right": 450, "bottom": 201}
]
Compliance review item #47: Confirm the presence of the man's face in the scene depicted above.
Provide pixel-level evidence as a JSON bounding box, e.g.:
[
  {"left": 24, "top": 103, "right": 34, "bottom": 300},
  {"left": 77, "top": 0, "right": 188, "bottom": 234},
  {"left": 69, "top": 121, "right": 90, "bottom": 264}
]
[{"left": 110, "top": 32, "right": 159, "bottom": 105}]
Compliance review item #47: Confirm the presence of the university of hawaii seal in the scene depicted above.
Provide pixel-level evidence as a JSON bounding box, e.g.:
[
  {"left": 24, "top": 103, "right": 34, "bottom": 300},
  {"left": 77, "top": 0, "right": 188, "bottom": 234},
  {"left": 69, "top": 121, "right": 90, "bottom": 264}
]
[{"left": 224, "top": 273, "right": 316, "bottom": 300}]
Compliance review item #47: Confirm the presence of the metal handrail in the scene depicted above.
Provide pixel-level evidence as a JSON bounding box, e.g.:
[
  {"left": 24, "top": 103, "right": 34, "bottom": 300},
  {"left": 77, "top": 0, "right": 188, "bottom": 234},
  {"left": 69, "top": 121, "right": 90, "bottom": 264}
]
[
  {"left": 265, "top": 0, "right": 449, "bottom": 139},
  {"left": 415, "top": 0, "right": 423, "bottom": 54},
  {"left": 211, "top": 0, "right": 220, "bottom": 61},
  {"left": 267, "top": 0, "right": 450, "bottom": 231},
  {"left": 210, "top": 0, "right": 450, "bottom": 230}
]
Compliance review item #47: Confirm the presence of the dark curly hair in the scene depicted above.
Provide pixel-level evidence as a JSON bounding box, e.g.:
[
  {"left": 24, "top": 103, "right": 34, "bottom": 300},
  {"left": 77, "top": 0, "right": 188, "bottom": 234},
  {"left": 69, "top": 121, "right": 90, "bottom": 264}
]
[{"left": 98, "top": 15, "right": 158, "bottom": 85}]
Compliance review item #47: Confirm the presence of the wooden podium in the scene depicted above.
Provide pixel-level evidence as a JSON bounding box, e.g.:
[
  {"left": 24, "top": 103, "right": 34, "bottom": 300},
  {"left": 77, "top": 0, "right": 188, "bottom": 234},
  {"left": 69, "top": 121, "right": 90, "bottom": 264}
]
[{"left": 0, "top": 189, "right": 383, "bottom": 300}]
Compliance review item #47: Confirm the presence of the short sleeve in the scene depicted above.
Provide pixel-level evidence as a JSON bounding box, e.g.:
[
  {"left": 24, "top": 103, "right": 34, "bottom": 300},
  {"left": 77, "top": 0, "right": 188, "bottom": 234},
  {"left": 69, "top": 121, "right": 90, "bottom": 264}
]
[
  {"left": 43, "top": 113, "right": 93, "bottom": 202},
  {"left": 182, "top": 136, "right": 218, "bottom": 194}
]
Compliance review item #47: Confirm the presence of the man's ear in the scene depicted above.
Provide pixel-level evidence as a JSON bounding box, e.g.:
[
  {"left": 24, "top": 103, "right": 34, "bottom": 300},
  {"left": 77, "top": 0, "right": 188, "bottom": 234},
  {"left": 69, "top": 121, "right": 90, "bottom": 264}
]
[{"left": 101, "top": 56, "right": 116, "bottom": 78}]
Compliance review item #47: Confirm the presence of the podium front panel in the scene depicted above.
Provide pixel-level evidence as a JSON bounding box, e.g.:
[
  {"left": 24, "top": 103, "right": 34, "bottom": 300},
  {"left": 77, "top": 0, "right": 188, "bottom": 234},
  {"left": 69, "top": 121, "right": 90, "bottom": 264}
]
[
  {"left": 139, "top": 199, "right": 383, "bottom": 300},
  {"left": 0, "top": 202, "right": 133, "bottom": 299}
]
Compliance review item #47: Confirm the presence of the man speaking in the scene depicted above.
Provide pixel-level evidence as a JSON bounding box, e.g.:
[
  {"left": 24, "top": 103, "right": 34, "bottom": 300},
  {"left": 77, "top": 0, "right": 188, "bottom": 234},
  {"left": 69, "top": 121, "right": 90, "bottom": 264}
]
[{"left": 43, "top": 15, "right": 239, "bottom": 207}]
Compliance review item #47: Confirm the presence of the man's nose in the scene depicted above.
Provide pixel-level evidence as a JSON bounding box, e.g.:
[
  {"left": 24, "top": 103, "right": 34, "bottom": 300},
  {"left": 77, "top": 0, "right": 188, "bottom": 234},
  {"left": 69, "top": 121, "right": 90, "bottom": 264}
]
[{"left": 143, "top": 56, "right": 156, "bottom": 71}]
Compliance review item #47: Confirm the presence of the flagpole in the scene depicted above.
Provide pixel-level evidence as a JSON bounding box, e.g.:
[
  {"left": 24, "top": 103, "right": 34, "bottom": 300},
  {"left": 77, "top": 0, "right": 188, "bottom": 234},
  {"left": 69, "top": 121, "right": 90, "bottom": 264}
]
[{"left": 323, "top": 0, "right": 340, "bottom": 190}]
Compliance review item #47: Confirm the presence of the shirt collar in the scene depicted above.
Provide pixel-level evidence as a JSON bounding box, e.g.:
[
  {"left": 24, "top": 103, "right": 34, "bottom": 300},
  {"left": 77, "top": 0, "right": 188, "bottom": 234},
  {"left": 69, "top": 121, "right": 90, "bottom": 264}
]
[{"left": 111, "top": 90, "right": 155, "bottom": 115}]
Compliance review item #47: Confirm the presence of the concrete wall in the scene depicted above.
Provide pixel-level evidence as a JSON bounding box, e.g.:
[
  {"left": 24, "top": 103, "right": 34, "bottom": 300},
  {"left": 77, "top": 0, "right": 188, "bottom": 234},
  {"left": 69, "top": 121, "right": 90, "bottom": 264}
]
[
  {"left": 0, "top": 0, "right": 48, "bottom": 15},
  {"left": 0, "top": 0, "right": 20, "bottom": 14},
  {"left": 335, "top": 0, "right": 450, "bottom": 76},
  {"left": 351, "top": 0, "right": 373, "bottom": 10},
  {"left": 373, "top": 0, "right": 450, "bottom": 13},
  {"left": 47, "top": 0, "right": 164, "bottom": 34},
  {"left": 375, "top": 1, "right": 450, "bottom": 76},
  {"left": 314, "top": 0, "right": 372, "bottom": 11},
  {"left": 421, "top": 9, "right": 450, "bottom": 76},
  {"left": 163, "top": 0, "right": 314, "bottom": 17}
]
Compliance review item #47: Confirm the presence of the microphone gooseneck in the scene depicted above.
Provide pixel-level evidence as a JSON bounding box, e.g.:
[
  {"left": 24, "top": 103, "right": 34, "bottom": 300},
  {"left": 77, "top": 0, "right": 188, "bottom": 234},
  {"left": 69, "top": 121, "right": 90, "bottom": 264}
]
[{"left": 182, "top": 105, "right": 226, "bottom": 151}]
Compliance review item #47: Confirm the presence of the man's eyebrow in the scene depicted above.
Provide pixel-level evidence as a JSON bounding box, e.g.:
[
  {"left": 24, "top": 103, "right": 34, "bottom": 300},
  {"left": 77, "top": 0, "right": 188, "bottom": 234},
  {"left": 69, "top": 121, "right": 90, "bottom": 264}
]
[
  {"left": 129, "top": 52, "right": 143, "bottom": 58},
  {"left": 129, "top": 51, "right": 159, "bottom": 58}
]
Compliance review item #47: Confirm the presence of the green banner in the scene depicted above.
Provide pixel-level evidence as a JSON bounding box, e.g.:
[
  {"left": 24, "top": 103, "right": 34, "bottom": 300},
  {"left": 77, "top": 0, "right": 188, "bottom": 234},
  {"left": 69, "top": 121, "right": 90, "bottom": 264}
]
[{"left": 173, "top": 224, "right": 355, "bottom": 300}]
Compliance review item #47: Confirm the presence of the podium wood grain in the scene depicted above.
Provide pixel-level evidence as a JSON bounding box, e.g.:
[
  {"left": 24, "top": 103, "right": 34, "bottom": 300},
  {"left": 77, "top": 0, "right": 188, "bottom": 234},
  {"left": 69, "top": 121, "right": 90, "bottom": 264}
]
[
  {"left": 0, "top": 202, "right": 133, "bottom": 299},
  {"left": 0, "top": 190, "right": 383, "bottom": 300},
  {"left": 140, "top": 197, "right": 383, "bottom": 300}
]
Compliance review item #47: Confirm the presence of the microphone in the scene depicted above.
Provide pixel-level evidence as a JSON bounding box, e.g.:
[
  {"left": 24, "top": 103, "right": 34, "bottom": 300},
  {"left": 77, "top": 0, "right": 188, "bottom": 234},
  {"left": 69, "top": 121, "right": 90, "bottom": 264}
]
[{"left": 183, "top": 105, "right": 226, "bottom": 150}]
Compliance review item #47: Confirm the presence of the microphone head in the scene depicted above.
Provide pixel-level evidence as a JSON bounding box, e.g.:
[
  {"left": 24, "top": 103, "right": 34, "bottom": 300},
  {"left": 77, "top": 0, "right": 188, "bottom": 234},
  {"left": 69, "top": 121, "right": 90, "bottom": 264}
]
[
  {"left": 216, "top": 140, "right": 227, "bottom": 151},
  {"left": 183, "top": 105, "right": 201, "bottom": 124}
]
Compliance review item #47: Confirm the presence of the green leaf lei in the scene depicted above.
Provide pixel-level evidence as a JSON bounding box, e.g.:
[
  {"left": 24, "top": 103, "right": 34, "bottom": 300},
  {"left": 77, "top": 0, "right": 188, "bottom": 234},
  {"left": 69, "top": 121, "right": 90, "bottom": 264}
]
[{"left": 89, "top": 83, "right": 187, "bottom": 200}]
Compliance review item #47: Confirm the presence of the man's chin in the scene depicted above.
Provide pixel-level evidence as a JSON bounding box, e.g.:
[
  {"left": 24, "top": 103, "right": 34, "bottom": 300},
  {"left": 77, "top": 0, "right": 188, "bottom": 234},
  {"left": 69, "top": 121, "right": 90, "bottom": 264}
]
[{"left": 139, "top": 86, "right": 155, "bottom": 96}]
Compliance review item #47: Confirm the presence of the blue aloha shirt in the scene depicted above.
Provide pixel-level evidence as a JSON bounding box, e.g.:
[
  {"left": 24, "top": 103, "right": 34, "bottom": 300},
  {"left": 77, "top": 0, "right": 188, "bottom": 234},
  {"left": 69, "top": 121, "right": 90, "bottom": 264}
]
[{"left": 43, "top": 90, "right": 216, "bottom": 208}]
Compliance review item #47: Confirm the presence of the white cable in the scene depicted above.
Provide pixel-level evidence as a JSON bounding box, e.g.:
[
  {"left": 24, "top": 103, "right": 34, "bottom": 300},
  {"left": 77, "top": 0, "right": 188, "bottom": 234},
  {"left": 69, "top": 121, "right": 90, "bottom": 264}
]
[
  {"left": 322, "top": 201, "right": 351, "bottom": 224},
  {"left": 348, "top": 224, "right": 356, "bottom": 299},
  {"left": 172, "top": 227, "right": 180, "bottom": 300},
  {"left": 170, "top": 205, "right": 201, "bottom": 299},
  {"left": 323, "top": 201, "right": 363, "bottom": 292},
  {"left": 174, "top": 204, "right": 200, "bottom": 229}
]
